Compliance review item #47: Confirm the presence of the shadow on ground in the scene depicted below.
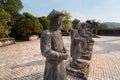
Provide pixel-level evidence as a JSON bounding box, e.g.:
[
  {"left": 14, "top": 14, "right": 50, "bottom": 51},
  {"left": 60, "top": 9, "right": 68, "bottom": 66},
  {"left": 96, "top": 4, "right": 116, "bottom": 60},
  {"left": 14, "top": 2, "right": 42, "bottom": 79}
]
[
  {"left": 9, "top": 72, "right": 44, "bottom": 80},
  {"left": 10, "top": 60, "right": 45, "bottom": 69}
]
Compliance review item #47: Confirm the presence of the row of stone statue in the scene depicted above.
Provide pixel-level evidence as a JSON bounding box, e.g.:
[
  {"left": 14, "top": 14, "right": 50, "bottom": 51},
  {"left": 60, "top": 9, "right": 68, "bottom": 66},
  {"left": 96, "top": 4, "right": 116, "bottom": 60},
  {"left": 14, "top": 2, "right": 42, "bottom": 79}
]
[
  {"left": 40, "top": 9, "right": 97, "bottom": 80},
  {"left": 67, "top": 18, "right": 95, "bottom": 80},
  {"left": 71, "top": 19, "right": 95, "bottom": 61}
]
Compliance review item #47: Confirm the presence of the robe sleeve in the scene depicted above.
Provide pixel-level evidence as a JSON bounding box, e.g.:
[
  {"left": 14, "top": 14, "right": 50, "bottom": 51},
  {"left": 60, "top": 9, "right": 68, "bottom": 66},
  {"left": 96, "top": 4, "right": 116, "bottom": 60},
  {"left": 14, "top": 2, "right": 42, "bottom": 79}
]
[{"left": 70, "top": 30, "right": 82, "bottom": 42}]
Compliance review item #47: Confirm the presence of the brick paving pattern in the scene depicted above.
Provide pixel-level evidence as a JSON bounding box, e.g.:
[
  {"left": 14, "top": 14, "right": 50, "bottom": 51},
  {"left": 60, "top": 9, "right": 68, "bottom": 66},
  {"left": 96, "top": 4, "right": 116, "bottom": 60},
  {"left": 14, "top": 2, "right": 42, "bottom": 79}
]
[
  {"left": 88, "top": 36, "right": 120, "bottom": 80},
  {"left": 0, "top": 36, "right": 120, "bottom": 80}
]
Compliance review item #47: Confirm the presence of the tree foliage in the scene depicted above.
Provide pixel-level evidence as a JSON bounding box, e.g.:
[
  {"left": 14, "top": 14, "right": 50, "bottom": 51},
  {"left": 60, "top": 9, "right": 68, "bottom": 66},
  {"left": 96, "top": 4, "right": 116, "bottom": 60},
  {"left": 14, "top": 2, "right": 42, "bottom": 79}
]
[
  {"left": 0, "top": 5, "right": 11, "bottom": 38},
  {"left": 99, "top": 23, "right": 109, "bottom": 29},
  {"left": 3, "top": 0, "right": 23, "bottom": 14},
  {"left": 0, "top": 0, "right": 23, "bottom": 21},
  {"left": 13, "top": 12, "right": 43, "bottom": 36},
  {"left": 61, "top": 10, "right": 72, "bottom": 32},
  {"left": 0, "top": 25, "right": 11, "bottom": 38},
  {"left": 0, "top": 9, "right": 10, "bottom": 26},
  {"left": 0, "top": 0, "right": 23, "bottom": 38},
  {"left": 38, "top": 16, "right": 50, "bottom": 30}
]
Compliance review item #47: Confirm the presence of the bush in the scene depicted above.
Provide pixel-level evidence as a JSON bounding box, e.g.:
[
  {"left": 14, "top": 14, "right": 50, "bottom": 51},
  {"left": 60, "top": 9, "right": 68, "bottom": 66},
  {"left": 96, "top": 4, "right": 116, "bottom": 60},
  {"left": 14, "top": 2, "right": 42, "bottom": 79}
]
[
  {"left": 0, "top": 8, "right": 11, "bottom": 38},
  {"left": 13, "top": 12, "right": 43, "bottom": 36},
  {"left": 38, "top": 16, "right": 50, "bottom": 31},
  {"left": 0, "top": 26, "right": 11, "bottom": 38},
  {"left": 99, "top": 23, "right": 109, "bottom": 30},
  {"left": 61, "top": 10, "right": 72, "bottom": 32}
]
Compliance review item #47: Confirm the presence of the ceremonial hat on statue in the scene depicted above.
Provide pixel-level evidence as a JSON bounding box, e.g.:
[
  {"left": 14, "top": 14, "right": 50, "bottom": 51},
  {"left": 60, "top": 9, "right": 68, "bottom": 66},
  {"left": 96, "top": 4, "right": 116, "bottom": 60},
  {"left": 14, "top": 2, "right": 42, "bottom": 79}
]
[
  {"left": 86, "top": 20, "right": 91, "bottom": 23},
  {"left": 47, "top": 9, "right": 64, "bottom": 20},
  {"left": 72, "top": 19, "right": 80, "bottom": 24}
]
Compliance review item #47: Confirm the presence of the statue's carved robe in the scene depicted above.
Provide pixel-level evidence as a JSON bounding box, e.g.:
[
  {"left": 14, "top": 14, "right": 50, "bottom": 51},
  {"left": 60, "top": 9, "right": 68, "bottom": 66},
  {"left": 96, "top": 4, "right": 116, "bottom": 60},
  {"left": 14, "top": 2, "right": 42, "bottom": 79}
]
[
  {"left": 86, "top": 23, "right": 93, "bottom": 41},
  {"left": 70, "top": 29, "right": 82, "bottom": 60},
  {"left": 41, "top": 30, "right": 67, "bottom": 80},
  {"left": 79, "top": 28, "right": 87, "bottom": 50}
]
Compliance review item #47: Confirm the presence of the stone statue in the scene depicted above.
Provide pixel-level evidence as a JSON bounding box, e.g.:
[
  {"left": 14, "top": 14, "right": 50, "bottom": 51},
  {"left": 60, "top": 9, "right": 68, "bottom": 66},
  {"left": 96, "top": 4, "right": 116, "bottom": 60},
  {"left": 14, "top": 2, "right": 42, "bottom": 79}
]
[
  {"left": 86, "top": 20, "right": 92, "bottom": 33},
  {"left": 79, "top": 23, "right": 92, "bottom": 60},
  {"left": 92, "top": 22, "right": 98, "bottom": 35},
  {"left": 79, "top": 23, "right": 88, "bottom": 52},
  {"left": 86, "top": 20, "right": 94, "bottom": 43},
  {"left": 40, "top": 9, "right": 68, "bottom": 80},
  {"left": 70, "top": 19, "right": 83, "bottom": 64}
]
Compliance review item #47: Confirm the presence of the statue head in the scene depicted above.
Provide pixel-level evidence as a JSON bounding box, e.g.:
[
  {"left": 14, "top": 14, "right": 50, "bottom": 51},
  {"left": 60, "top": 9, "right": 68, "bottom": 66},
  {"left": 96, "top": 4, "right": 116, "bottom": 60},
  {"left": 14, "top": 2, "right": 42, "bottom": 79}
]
[
  {"left": 92, "top": 22, "right": 98, "bottom": 29},
  {"left": 72, "top": 19, "right": 80, "bottom": 29},
  {"left": 86, "top": 20, "right": 91, "bottom": 24},
  {"left": 81, "top": 23, "right": 86, "bottom": 29},
  {"left": 47, "top": 9, "right": 64, "bottom": 30}
]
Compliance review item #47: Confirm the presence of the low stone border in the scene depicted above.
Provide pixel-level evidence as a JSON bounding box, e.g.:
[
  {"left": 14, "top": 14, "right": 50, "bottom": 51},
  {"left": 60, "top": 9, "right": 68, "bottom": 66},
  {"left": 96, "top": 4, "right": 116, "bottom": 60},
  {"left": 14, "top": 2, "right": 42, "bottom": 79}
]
[
  {"left": 61, "top": 32, "right": 70, "bottom": 36},
  {"left": 0, "top": 38, "right": 15, "bottom": 47}
]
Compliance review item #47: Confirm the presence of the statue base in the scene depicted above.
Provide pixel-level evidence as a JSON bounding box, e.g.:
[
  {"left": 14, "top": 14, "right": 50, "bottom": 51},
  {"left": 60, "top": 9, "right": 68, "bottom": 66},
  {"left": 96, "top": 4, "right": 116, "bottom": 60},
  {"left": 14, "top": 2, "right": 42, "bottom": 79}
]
[
  {"left": 85, "top": 43, "right": 94, "bottom": 51},
  {"left": 89, "top": 39, "right": 94, "bottom": 43},
  {"left": 89, "top": 43, "right": 94, "bottom": 50},
  {"left": 66, "top": 61, "right": 90, "bottom": 80},
  {"left": 93, "top": 35, "right": 101, "bottom": 38},
  {"left": 81, "top": 52, "right": 92, "bottom": 60}
]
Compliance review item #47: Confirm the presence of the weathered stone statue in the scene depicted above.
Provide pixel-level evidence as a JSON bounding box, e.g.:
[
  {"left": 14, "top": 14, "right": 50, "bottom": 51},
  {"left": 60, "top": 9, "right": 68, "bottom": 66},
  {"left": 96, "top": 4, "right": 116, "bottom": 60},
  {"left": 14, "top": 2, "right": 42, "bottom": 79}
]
[
  {"left": 40, "top": 9, "right": 68, "bottom": 80},
  {"left": 79, "top": 23, "right": 88, "bottom": 52},
  {"left": 84, "top": 20, "right": 94, "bottom": 52},
  {"left": 79, "top": 23, "right": 92, "bottom": 60},
  {"left": 66, "top": 19, "right": 90, "bottom": 80},
  {"left": 70, "top": 19, "right": 83, "bottom": 64},
  {"left": 91, "top": 21, "right": 100, "bottom": 38},
  {"left": 92, "top": 22, "right": 98, "bottom": 35},
  {"left": 86, "top": 20, "right": 94, "bottom": 43}
]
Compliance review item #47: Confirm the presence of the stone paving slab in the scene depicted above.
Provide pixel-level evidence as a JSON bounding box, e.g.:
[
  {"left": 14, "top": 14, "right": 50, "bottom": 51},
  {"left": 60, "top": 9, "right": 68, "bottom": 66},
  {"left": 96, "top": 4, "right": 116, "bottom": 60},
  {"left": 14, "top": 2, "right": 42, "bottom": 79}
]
[{"left": 0, "top": 36, "right": 120, "bottom": 80}]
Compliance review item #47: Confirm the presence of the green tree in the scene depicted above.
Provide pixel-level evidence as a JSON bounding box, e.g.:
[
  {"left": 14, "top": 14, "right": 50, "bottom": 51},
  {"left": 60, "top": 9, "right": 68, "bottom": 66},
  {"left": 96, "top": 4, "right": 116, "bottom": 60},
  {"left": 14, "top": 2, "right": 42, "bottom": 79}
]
[
  {"left": 61, "top": 10, "right": 72, "bottom": 32},
  {"left": 1, "top": 0, "right": 23, "bottom": 20},
  {"left": 0, "top": 25, "right": 11, "bottom": 38},
  {"left": 0, "top": 8, "right": 11, "bottom": 38},
  {"left": 38, "top": 16, "right": 50, "bottom": 30},
  {"left": 99, "top": 23, "right": 109, "bottom": 29},
  {"left": 13, "top": 12, "right": 43, "bottom": 36},
  {"left": 0, "top": 10, "right": 10, "bottom": 26},
  {"left": 0, "top": 3, "right": 4, "bottom": 10}
]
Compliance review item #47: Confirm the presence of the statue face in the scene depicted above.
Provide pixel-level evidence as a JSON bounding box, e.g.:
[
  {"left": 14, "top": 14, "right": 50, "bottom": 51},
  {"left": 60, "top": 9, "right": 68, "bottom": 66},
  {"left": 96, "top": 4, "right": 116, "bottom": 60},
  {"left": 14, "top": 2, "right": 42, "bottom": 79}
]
[
  {"left": 73, "top": 22, "right": 80, "bottom": 29},
  {"left": 52, "top": 15, "right": 64, "bottom": 29}
]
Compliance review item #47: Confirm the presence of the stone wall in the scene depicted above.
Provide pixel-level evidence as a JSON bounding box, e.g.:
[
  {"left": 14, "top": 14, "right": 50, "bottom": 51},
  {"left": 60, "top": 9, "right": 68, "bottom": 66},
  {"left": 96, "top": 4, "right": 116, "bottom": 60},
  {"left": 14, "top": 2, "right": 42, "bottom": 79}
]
[
  {"left": 98, "top": 29, "right": 120, "bottom": 36},
  {"left": 0, "top": 38, "right": 15, "bottom": 47}
]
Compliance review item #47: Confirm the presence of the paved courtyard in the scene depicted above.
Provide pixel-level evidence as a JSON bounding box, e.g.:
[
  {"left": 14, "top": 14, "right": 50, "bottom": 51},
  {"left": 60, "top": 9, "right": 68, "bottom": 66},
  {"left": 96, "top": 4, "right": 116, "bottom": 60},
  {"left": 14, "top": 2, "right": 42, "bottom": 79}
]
[{"left": 0, "top": 36, "right": 120, "bottom": 80}]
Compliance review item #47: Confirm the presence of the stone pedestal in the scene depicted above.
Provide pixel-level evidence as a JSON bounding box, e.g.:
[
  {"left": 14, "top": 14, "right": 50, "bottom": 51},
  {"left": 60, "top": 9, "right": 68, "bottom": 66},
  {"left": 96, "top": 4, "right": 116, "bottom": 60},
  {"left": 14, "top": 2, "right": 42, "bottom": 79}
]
[
  {"left": 66, "top": 61, "right": 90, "bottom": 80},
  {"left": 89, "top": 43, "right": 94, "bottom": 50},
  {"left": 85, "top": 43, "right": 94, "bottom": 51},
  {"left": 81, "top": 52, "right": 92, "bottom": 60},
  {"left": 81, "top": 42, "right": 94, "bottom": 60},
  {"left": 0, "top": 38, "right": 15, "bottom": 47},
  {"left": 92, "top": 35, "right": 101, "bottom": 38}
]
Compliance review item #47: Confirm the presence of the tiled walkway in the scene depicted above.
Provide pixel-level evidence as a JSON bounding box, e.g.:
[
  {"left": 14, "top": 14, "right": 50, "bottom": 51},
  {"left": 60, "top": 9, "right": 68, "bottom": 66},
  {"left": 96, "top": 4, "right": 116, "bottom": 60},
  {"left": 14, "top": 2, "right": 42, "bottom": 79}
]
[{"left": 0, "top": 36, "right": 120, "bottom": 80}]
